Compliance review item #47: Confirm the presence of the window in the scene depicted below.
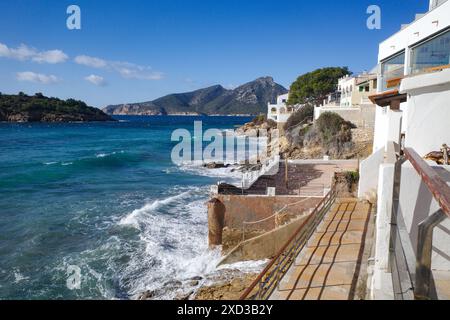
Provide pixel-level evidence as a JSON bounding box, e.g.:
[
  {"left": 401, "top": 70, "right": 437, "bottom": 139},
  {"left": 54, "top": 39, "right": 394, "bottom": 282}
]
[
  {"left": 410, "top": 29, "right": 450, "bottom": 74},
  {"left": 365, "top": 86, "right": 370, "bottom": 92},
  {"left": 381, "top": 51, "right": 405, "bottom": 91}
]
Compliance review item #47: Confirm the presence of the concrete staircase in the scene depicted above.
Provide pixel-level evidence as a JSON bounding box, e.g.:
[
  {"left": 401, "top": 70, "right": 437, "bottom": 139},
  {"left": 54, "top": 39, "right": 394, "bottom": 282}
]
[{"left": 269, "top": 199, "right": 373, "bottom": 300}]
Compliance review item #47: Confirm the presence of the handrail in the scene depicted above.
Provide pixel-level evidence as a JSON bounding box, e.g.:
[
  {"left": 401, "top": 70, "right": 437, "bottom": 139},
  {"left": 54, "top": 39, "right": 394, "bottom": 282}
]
[
  {"left": 240, "top": 184, "right": 336, "bottom": 300},
  {"left": 404, "top": 148, "right": 450, "bottom": 217},
  {"left": 391, "top": 147, "right": 450, "bottom": 300}
]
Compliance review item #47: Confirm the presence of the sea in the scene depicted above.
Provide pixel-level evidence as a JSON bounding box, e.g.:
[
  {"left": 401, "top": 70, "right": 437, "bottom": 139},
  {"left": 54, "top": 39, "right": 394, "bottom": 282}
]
[{"left": 0, "top": 116, "right": 265, "bottom": 300}]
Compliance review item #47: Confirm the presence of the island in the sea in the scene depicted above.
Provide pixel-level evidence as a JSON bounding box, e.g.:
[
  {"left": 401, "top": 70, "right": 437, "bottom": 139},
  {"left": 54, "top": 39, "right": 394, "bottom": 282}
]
[{"left": 0, "top": 92, "right": 114, "bottom": 122}]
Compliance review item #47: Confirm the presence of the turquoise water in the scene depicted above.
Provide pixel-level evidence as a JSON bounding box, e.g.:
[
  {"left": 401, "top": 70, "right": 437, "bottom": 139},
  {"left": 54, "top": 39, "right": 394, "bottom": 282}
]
[{"left": 0, "top": 116, "right": 251, "bottom": 300}]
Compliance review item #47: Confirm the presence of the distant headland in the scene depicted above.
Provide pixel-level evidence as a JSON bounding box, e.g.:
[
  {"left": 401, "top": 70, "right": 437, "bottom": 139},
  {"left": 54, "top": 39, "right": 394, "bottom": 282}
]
[
  {"left": 103, "top": 77, "right": 288, "bottom": 116},
  {"left": 0, "top": 92, "right": 114, "bottom": 122}
]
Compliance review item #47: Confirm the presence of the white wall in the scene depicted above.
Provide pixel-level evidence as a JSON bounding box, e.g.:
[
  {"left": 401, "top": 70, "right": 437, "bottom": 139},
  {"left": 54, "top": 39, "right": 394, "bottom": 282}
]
[
  {"left": 314, "top": 105, "right": 376, "bottom": 128},
  {"left": 373, "top": 107, "right": 403, "bottom": 152},
  {"left": 398, "top": 163, "right": 450, "bottom": 271},
  {"left": 370, "top": 163, "right": 396, "bottom": 300},
  {"left": 400, "top": 69, "right": 450, "bottom": 156},
  {"left": 379, "top": 0, "right": 450, "bottom": 63},
  {"left": 358, "top": 147, "right": 385, "bottom": 199}
]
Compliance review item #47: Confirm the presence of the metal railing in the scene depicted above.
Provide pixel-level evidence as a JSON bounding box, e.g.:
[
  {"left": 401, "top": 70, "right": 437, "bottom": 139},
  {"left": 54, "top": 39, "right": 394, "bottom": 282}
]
[
  {"left": 240, "top": 184, "right": 337, "bottom": 300},
  {"left": 390, "top": 147, "right": 450, "bottom": 300}
]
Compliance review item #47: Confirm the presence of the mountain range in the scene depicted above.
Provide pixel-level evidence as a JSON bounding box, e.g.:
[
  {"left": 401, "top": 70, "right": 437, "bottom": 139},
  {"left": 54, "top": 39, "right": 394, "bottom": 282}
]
[{"left": 103, "top": 77, "right": 288, "bottom": 116}]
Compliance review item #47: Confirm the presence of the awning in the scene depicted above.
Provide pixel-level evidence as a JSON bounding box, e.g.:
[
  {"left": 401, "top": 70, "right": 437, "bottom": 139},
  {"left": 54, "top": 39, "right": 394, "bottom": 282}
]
[{"left": 369, "top": 89, "right": 407, "bottom": 109}]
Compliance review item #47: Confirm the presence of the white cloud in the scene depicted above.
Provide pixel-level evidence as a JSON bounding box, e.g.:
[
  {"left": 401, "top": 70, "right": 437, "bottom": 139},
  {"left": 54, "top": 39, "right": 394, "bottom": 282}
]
[
  {"left": 32, "top": 50, "right": 68, "bottom": 64},
  {"left": 0, "top": 42, "right": 68, "bottom": 64},
  {"left": 85, "top": 74, "right": 106, "bottom": 86},
  {"left": 16, "top": 71, "right": 60, "bottom": 84},
  {"left": 75, "top": 55, "right": 108, "bottom": 68},
  {"left": 74, "top": 54, "right": 164, "bottom": 80}
]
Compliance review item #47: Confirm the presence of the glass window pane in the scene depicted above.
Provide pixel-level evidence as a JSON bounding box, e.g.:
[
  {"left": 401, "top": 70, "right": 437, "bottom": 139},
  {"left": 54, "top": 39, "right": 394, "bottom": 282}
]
[
  {"left": 381, "top": 52, "right": 405, "bottom": 91},
  {"left": 410, "top": 29, "right": 450, "bottom": 74}
]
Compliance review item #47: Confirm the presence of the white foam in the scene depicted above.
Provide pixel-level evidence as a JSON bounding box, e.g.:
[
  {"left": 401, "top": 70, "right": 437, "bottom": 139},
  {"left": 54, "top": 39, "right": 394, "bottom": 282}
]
[
  {"left": 13, "top": 269, "right": 29, "bottom": 283},
  {"left": 118, "top": 189, "right": 197, "bottom": 229},
  {"left": 177, "top": 163, "right": 242, "bottom": 184}
]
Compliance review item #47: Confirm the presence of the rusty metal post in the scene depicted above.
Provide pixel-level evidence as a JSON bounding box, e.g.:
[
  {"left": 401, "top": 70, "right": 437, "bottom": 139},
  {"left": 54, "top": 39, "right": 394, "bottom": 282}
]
[
  {"left": 207, "top": 198, "right": 225, "bottom": 247},
  {"left": 414, "top": 209, "right": 446, "bottom": 300},
  {"left": 442, "top": 144, "right": 449, "bottom": 165},
  {"left": 285, "top": 158, "right": 288, "bottom": 189}
]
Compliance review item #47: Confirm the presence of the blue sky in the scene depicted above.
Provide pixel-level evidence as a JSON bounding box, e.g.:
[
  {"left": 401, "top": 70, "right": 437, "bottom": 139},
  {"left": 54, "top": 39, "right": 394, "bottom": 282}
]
[{"left": 0, "top": 0, "right": 428, "bottom": 108}]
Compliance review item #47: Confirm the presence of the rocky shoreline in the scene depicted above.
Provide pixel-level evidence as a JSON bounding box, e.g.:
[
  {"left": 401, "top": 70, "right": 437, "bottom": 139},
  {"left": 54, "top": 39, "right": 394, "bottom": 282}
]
[{"left": 137, "top": 268, "right": 261, "bottom": 301}]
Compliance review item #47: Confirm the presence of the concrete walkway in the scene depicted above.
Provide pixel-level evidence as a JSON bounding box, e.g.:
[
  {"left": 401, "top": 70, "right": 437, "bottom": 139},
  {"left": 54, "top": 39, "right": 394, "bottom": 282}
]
[{"left": 270, "top": 199, "right": 373, "bottom": 300}]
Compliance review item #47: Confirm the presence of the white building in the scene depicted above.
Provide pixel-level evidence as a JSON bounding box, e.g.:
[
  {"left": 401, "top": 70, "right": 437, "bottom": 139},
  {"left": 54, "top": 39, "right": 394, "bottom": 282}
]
[
  {"left": 314, "top": 72, "right": 377, "bottom": 128},
  {"left": 358, "top": 0, "right": 450, "bottom": 300},
  {"left": 267, "top": 93, "right": 294, "bottom": 124},
  {"left": 338, "top": 72, "right": 377, "bottom": 107}
]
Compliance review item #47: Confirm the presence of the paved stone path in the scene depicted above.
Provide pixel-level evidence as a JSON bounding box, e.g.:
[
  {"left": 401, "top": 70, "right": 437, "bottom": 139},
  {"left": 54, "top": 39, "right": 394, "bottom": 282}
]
[{"left": 270, "top": 199, "right": 372, "bottom": 300}]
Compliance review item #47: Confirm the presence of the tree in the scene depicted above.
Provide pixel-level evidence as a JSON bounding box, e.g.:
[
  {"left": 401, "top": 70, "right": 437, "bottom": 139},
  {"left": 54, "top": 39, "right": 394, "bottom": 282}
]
[{"left": 287, "top": 67, "right": 351, "bottom": 106}]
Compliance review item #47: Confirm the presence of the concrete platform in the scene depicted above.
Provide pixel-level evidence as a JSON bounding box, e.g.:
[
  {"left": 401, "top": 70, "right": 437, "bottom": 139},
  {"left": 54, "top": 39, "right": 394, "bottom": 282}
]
[{"left": 270, "top": 199, "right": 373, "bottom": 300}]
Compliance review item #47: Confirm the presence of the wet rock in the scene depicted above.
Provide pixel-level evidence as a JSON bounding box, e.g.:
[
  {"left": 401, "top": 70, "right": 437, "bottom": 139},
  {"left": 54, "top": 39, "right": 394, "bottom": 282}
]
[
  {"left": 163, "top": 280, "right": 183, "bottom": 289},
  {"left": 203, "top": 162, "right": 229, "bottom": 169},
  {"left": 175, "top": 291, "right": 194, "bottom": 300},
  {"left": 187, "top": 280, "right": 200, "bottom": 287},
  {"left": 194, "top": 272, "right": 259, "bottom": 301},
  {"left": 138, "top": 290, "right": 156, "bottom": 300}
]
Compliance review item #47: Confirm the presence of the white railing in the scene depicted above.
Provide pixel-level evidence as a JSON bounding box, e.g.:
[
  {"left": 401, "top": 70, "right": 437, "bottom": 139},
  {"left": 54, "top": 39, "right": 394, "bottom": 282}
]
[{"left": 241, "top": 155, "right": 280, "bottom": 189}]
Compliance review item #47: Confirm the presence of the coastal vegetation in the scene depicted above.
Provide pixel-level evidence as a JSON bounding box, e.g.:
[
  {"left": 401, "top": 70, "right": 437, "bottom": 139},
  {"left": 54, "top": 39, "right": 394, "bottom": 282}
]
[
  {"left": 283, "top": 104, "right": 314, "bottom": 130},
  {"left": 287, "top": 67, "right": 351, "bottom": 106},
  {"left": 0, "top": 92, "right": 113, "bottom": 122},
  {"left": 281, "top": 112, "right": 357, "bottom": 159}
]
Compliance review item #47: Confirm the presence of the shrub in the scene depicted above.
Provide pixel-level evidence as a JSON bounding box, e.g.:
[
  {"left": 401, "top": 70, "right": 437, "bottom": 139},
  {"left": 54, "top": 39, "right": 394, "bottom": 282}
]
[
  {"left": 315, "top": 112, "right": 355, "bottom": 145},
  {"left": 251, "top": 114, "right": 266, "bottom": 125},
  {"left": 345, "top": 171, "right": 360, "bottom": 184},
  {"left": 266, "top": 119, "right": 277, "bottom": 129},
  {"left": 284, "top": 104, "right": 314, "bottom": 130}
]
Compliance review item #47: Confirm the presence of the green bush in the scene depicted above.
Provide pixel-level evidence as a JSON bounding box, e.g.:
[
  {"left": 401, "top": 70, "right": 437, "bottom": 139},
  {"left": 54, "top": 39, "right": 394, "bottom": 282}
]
[
  {"left": 345, "top": 171, "right": 360, "bottom": 184},
  {"left": 315, "top": 112, "right": 355, "bottom": 145},
  {"left": 284, "top": 104, "right": 314, "bottom": 130},
  {"left": 251, "top": 114, "right": 266, "bottom": 125}
]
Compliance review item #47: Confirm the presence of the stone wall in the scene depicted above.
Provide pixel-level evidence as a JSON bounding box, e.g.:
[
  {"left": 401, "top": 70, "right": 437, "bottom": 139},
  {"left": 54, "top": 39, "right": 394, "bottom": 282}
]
[{"left": 314, "top": 104, "right": 376, "bottom": 129}]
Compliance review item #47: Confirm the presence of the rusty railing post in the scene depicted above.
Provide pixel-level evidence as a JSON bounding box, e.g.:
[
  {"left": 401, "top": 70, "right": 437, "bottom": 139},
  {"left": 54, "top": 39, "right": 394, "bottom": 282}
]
[{"left": 414, "top": 209, "right": 446, "bottom": 300}]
